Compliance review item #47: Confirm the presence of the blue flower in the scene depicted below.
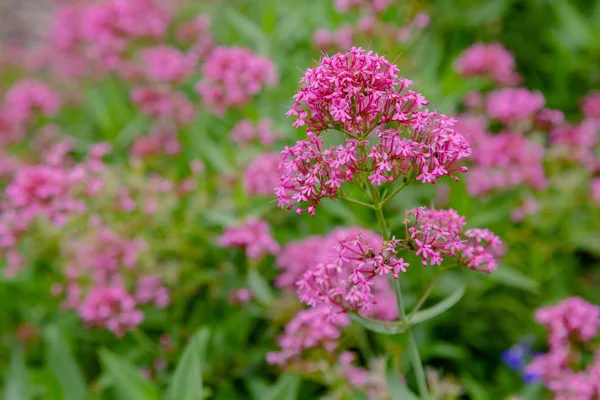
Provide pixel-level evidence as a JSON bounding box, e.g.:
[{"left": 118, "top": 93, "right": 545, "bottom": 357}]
[{"left": 501, "top": 343, "right": 530, "bottom": 371}]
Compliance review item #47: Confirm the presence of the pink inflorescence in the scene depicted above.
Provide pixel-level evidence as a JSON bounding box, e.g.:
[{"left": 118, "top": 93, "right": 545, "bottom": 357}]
[
  {"left": 176, "top": 14, "right": 213, "bottom": 61},
  {"left": 229, "top": 119, "right": 281, "bottom": 147},
  {"left": 582, "top": 92, "right": 600, "bottom": 120},
  {"left": 243, "top": 152, "right": 282, "bottom": 196},
  {"left": 334, "top": 0, "right": 394, "bottom": 13},
  {"left": 486, "top": 88, "right": 545, "bottom": 124},
  {"left": 139, "top": 46, "right": 194, "bottom": 83},
  {"left": 466, "top": 129, "right": 548, "bottom": 196},
  {"left": 405, "top": 207, "right": 504, "bottom": 272},
  {"left": 196, "top": 47, "right": 278, "bottom": 115},
  {"left": 296, "top": 227, "right": 402, "bottom": 317},
  {"left": 279, "top": 48, "right": 471, "bottom": 215},
  {"left": 131, "top": 86, "right": 195, "bottom": 125},
  {"left": 3, "top": 80, "right": 61, "bottom": 123},
  {"left": 5, "top": 165, "right": 86, "bottom": 226},
  {"left": 218, "top": 217, "right": 280, "bottom": 259},
  {"left": 266, "top": 305, "right": 350, "bottom": 366},
  {"left": 592, "top": 179, "right": 600, "bottom": 204},
  {"left": 526, "top": 297, "right": 600, "bottom": 400},
  {"left": 454, "top": 42, "right": 521, "bottom": 86},
  {"left": 78, "top": 284, "right": 144, "bottom": 337}
]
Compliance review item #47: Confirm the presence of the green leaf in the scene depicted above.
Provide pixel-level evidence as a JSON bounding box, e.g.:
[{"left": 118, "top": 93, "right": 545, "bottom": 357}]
[
  {"left": 99, "top": 349, "right": 160, "bottom": 400},
  {"left": 521, "top": 382, "right": 544, "bottom": 400},
  {"left": 247, "top": 269, "right": 274, "bottom": 306},
  {"left": 168, "top": 328, "right": 210, "bottom": 400},
  {"left": 349, "top": 313, "right": 410, "bottom": 335},
  {"left": 487, "top": 265, "right": 539, "bottom": 293},
  {"left": 386, "top": 361, "right": 419, "bottom": 400},
  {"left": 44, "top": 326, "right": 87, "bottom": 400},
  {"left": 224, "top": 8, "right": 271, "bottom": 55},
  {"left": 410, "top": 284, "right": 465, "bottom": 325},
  {"left": 244, "top": 378, "right": 270, "bottom": 400},
  {"left": 4, "top": 347, "right": 29, "bottom": 400},
  {"left": 350, "top": 285, "right": 465, "bottom": 334},
  {"left": 263, "top": 374, "right": 300, "bottom": 400}
]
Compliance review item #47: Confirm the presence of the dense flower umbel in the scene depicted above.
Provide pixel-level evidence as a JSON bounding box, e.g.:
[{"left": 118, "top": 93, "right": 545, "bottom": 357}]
[
  {"left": 405, "top": 207, "right": 504, "bottom": 272},
  {"left": 139, "top": 46, "right": 194, "bottom": 83},
  {"left": 526, "top": 297, "right": 600, "bottom": 400},
  {"left": 243, "top": 153, "right": 282, "bottom": 196},
  {"left": 296, "top": 227, "right": 403, "bottom": 317},
  {"left": 218, "top": 218, "right": 280, "bottom": 259},
  {"left": 279, "top": 48, "right": 471, "bottom": 215},
  {"left": 3, "top": 80, "right": 62, "bottom": 123},
  {"left": 230, "top": 118, "right": 281, "bottom": 147},
  {"left": 582, "top": 92, "right": 600, "bottom": 119},
  {"left": 196, "top": 46, "right": 278, "bottom": 115},
  {"left": 266, "top": 306, "right": 350, "bottom": 366},
  {"left": 286, "top": 47, "right": 425, "bottom": 135},
  {"left": 486, "top": 88, "right": 545, "bottom": 124},
  {"left": 454, "top": 42, "right": 520, "bottom": 86}
]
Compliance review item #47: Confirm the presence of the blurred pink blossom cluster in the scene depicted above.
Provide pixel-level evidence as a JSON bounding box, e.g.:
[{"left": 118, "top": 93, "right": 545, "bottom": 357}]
[
  {"left": 243, "top": 152, "right": 281, "bottom": 196},
  {"left": 526, "top": 297, "right": 600, "bottom": 400},
  {"left": 57, "top": 223, "right": 169, "bottom": 337},
  {"left": 130, "top": 127, "right": 181, "bottom": 160},
  {"left": 405, "top": 207, "right": 504, "bottom": 272},
  {"left": 454, "top": 42, "right": 521, "bottom": 86},
  {"left": 229, "top": 119, "right": 281, "bottom": 147},
  {"left": 49, "top": 0, "right": 171, "bottom": 75},
  {"left": 196, "top": 47, "right": 278, "bottom": 115},
  {"left": 486, "top": 88, "right": 545, "bottom": 124},
  {"left": 131, "top": 86, "right": 196, "bottom": 126},
  {"left": 266, "top": 305, "right": 349, "bottom": 366},
  {"left": 582, "top": 92, "right": 600, "bottom": 120},
  {"left": 278, "top": 227, "right": 398, "bottom": 320},
  {"left": 334, "top": 0, "right": 393, "bottom": 13},
  {"left": 139, "top": 46, "right": 195, "bottom": 84},
  {"left": 218, "top": 217, "right": 280, "bottom": 259},
  {"left": 279, "top": 48, "right": 471, "bottom": 215},
  {"left": 461, "top": 118, "right": 547, "bottom": 196}
]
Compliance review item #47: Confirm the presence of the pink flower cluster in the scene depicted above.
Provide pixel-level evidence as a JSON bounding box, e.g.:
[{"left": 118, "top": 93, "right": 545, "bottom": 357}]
[
  {"left": 334, "top": 0, "right": 394, "bottom": 13},
  {"left": 196, "top": 47, "right": 278, "bottom": 115},
  {"left": 313, "top": 26, "right": 354, "bottom": 51},
  {"left": 582, "top": 92, "right": 600, "bottom": 120},
  {"left": 130, "top": 128, "right": 181, "bottom": 160},
  {"left": 466, "top": 128, "right": 547, "bottom": 196},
  {"left": 279, "top": 48, "right": 471, "bottom": 215},
  {"left": 80, "top": 0, "right": 170, "bottom": 71},
  {"left": 175, "top": 15, "right": 213, "bottom": 61},
  {"left": 131, "top": 86, "right": 196, "bottom": 125},
  {"left": 218, "top": 218, "right": 280, "bottom": 259},
  {"left": 405, "top": 207, "right": 504, "bottom": 272},
  {"left": 592, "top": 179, "right": 600, "bottom": 204},
  {"left": 486, "top": 88, "right": 545, "bottom": 124},
  {"left": 296, "top": 227, "right": 400, "bottom": 318},
  {"left": 3, "top": 80, "right": 61, "bottom": 123},
  {"left": 78, "top": 284, "right": 144, "bottom": 337},
  {"left": 243, "top": 153, "right": 281, "bottom": 196},
  {"left": 454, "top": 42, "right": 521, "bottom": 85},
  {"left": 266, "top": 306, "right": 350, "bottom": 366},
  {"left": 4, "top": 165, "right": 85, "bottom": 226},
  {"left": 57, "top": 223, "right": 169, "bottom": 336},
  {"left": 526, "top": 297, "right": 600, "bottom": 400},
  {"left": 229, "top": 119, "right": 281, "bottom": 147},
  {"left": 139, "top": 46, "right": 194, "bottom": 83}
]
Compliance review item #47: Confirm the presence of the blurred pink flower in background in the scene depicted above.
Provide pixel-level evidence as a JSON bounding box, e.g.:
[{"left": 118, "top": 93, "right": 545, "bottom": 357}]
[{"left": 455, "top": 42, "right": 521, "bottom": 85}]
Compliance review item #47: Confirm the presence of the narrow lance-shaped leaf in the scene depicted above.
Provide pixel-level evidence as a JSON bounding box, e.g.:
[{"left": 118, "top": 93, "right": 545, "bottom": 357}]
[
  {"left": 4, "top": 347, "right": 29, "bottom": 400},
  {"left": 167, "top": 328, "right": 210, "bottom": 400},
  {"left": 44, "top": 325, "right": 87, "bottom": 400},
  {"left": 99, "top": 349, "right": 160, "bottom": 400},
  {"left": 350, "top": 284, "right": 466, "bottom": 334}
]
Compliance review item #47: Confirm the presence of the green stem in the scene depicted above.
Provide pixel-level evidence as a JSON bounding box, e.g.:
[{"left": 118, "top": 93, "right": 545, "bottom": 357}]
[
  {"left": 394, "top": 279, "right": 429, "bottom": 399},
  {"left": 407, "top": 273, "right": 440, "bottom": 321},
  {"left": 339, "top": 191, "right": 375, "bottom": 209},
  {"left": 381, "top": 179, "right": 411, "bottom": 206},
  {"left": 370, "top": 185, "right": 429, "bottom": 399}
]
